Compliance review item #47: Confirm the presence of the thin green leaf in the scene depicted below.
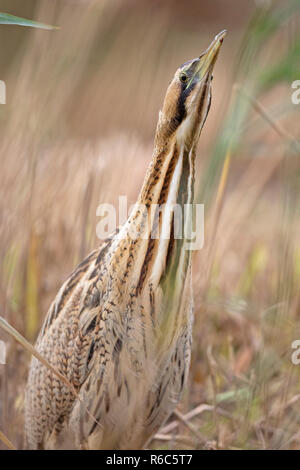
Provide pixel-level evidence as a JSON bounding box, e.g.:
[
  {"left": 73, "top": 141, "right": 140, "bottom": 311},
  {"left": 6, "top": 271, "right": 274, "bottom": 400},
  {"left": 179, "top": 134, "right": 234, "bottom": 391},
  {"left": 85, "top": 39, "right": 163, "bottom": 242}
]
[
  {"left": 216, "top": 387, "right": 251, "bottom": 404},
  {"left": 0, "top": 12, "right": 59, "bottom": 30}
]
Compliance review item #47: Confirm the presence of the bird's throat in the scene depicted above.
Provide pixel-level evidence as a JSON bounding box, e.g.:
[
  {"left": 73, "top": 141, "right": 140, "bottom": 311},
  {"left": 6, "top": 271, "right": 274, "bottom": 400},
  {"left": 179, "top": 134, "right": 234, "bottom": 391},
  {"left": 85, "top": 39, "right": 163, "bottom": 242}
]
[{"left": 131, "top": 134, "right": 196, "bottom": 293}]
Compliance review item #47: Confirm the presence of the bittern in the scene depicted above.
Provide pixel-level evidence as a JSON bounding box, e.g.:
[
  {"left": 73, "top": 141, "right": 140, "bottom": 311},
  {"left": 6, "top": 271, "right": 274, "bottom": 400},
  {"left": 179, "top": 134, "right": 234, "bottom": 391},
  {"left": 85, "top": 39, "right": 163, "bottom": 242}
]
[{"left": 25, "top": 31, "right": 226, "bottom": 450}]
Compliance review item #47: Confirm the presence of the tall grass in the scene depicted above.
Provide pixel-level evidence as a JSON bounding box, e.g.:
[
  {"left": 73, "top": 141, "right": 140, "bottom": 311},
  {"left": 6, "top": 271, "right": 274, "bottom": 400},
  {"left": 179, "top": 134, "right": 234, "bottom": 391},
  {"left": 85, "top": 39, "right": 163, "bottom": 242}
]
[{"left": 0, "top": 0, "right": 299, "bottom": 449}]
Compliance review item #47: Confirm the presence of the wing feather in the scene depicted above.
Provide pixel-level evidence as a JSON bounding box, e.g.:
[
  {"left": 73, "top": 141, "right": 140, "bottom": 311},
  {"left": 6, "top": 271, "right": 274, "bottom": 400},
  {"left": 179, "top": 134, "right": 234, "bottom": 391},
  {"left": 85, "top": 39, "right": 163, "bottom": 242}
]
[{"left": 25, "top": 239, "right": 112, "bottom": 449}]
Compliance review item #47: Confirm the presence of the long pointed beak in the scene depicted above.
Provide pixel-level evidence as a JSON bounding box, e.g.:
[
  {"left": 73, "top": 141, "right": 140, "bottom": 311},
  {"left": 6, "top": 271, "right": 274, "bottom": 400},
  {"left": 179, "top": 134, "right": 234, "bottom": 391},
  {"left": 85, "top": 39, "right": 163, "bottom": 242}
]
[
  {"left": 201, "top": 30, "right": 226, "bottom": 71},
  {"left": 187, "top": 30, "right": 226, "bottom": 87}
]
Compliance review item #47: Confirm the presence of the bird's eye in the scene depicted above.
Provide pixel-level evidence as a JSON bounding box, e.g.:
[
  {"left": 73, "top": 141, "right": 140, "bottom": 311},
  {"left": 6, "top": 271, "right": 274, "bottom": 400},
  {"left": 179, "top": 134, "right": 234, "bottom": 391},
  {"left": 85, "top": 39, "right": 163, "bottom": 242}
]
[{"left": 179, "top": 72, "right": 188, "bottom": 83}]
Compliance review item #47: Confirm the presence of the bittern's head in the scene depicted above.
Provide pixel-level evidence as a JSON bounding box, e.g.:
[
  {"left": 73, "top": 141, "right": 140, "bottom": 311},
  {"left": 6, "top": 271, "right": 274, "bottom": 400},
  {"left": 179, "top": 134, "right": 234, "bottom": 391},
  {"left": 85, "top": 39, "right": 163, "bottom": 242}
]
[{"left": 158, "top": 30, "right": 226, "bottom": 149}]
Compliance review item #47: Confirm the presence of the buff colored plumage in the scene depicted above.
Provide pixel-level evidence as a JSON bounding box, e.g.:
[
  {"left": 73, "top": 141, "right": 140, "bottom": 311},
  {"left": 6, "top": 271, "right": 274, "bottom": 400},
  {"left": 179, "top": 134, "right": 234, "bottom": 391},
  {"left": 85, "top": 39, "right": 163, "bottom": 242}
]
[{"left": 25, "top": 31, "right": 225, "bottom": 449}]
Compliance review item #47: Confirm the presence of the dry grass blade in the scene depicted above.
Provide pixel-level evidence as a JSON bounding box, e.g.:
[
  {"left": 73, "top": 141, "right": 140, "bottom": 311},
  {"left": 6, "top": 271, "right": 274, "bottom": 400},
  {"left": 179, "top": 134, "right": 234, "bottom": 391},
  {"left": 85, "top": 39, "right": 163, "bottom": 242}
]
[
  {"left": 0, "top": 316, "right": 101, "bottom": 432},
  {"left": 197, "top": 142, "right": 232, "bottom": 296},
  {"left": 160, "top": 404, "right": 214, "bottom": 435},
  {"left": 173, "top": 409, "right": 207, "bottom": 444},
  {"left": 207, "top": 346, "right": 220, "bottom": 448},
  {"left": 0, "top": 316, "right": 75, "bottom": 393},
  {"left": 236, "top": 84, "right": 300, "bottom": 152},
  {"left": 153, "top": 433, "right": 196, "bottom": 446},
  {"left": 215, "top": 148, "right": 231, "bottom": 207},
  {"left": 0, "top": 430, "right": 16, "bottom": 450}
]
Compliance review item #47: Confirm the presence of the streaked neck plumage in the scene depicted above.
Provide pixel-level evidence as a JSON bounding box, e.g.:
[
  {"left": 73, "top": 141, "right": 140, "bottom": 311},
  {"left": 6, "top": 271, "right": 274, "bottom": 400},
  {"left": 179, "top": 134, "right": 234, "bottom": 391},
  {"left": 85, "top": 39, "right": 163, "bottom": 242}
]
[
  {"left": 127, "top": 73, "right": 212, "bottom": 293},
  {"left": 111, "top": 29, "right": 225, "bottom": 298}
]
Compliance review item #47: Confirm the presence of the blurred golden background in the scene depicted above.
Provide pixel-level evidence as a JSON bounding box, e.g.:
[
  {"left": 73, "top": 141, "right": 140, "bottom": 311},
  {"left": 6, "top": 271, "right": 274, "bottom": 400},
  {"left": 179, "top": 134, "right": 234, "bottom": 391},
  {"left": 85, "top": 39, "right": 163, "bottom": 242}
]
[{"left": 0, "top": 0, "right": 299, "bottom": 450}]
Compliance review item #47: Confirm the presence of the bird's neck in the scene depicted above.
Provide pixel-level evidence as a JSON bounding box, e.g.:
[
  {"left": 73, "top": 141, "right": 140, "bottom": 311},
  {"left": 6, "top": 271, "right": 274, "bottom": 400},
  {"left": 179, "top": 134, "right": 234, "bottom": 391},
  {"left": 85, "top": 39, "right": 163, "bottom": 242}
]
[
  {"left": 137, "top": 113, "right": 195, "bottom": 209},
  {"left": 125, "top": 116, "right": 196, "bottom": 292}
]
